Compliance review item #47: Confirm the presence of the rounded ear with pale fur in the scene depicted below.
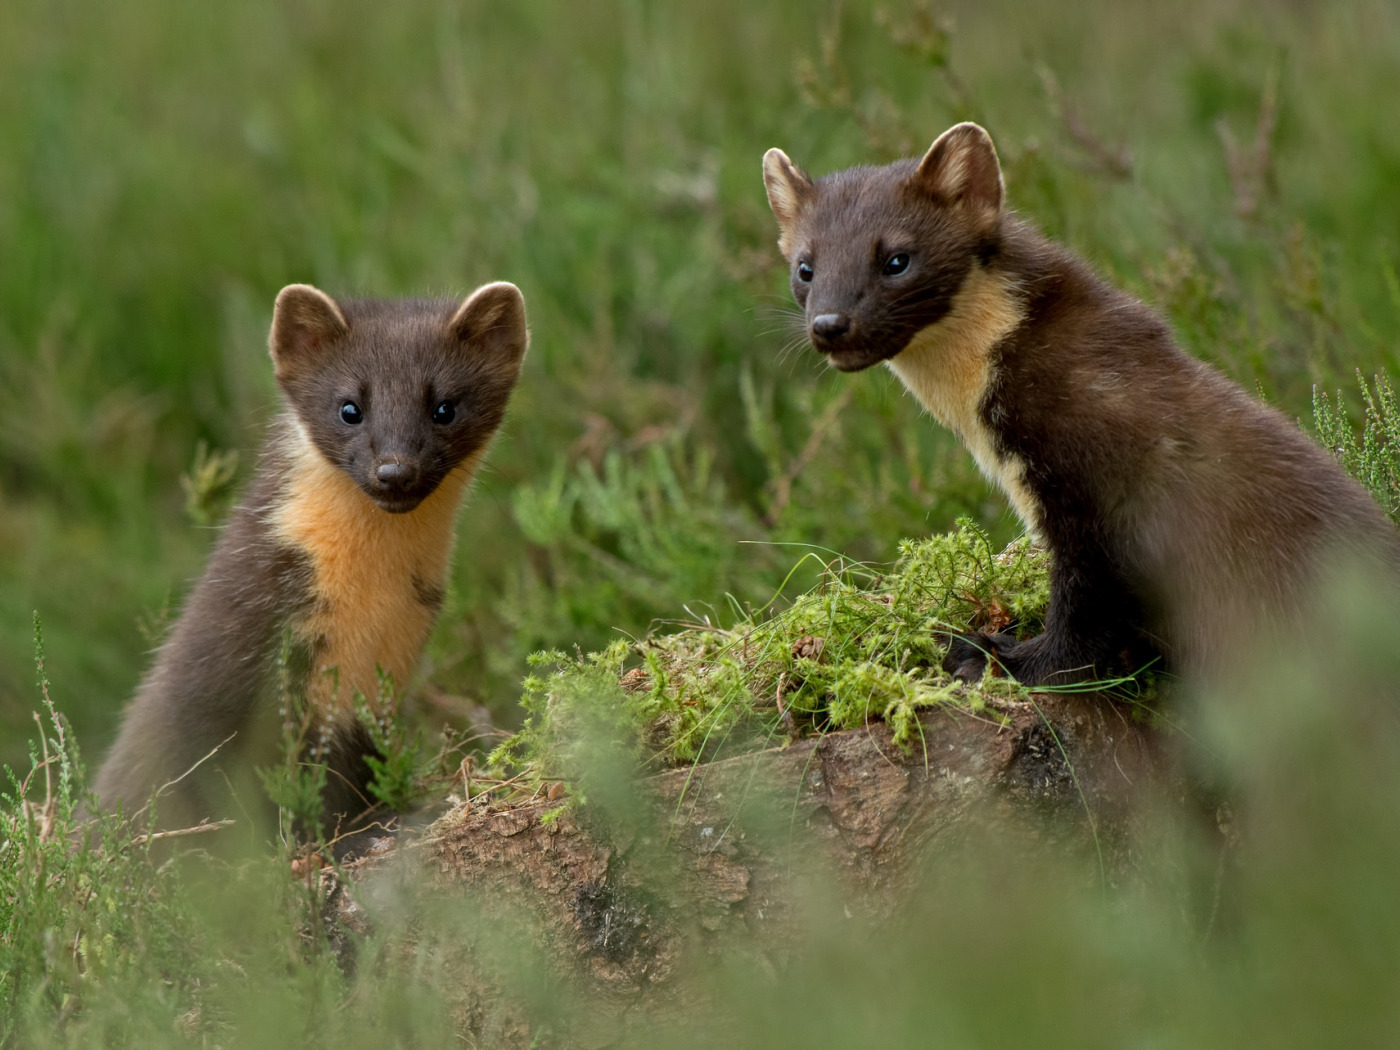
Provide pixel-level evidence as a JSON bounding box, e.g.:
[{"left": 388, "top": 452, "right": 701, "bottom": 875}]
[
  {"left": 448, "top": 281, "right": 529, "bottom": 368},
  {"left": 762, "top": 147, "right": 816, "bottom": 255},
  {"left": 912, "top": 122, "right": 1004, "bottom": 228},
  {"left": 268, "top": 284, "right": 350, "bottom": 381}
]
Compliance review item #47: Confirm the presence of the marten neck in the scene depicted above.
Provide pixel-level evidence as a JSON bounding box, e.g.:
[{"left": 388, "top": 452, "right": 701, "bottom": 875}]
[
  {"left": 268, "top": 420, "right": 479, "bottom": 717},
  {"left": 884, "top": 263, "right": 1039, "bottom": 533}
]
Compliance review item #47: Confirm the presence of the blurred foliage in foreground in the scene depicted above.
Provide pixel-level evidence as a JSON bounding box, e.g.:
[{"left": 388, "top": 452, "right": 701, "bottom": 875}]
[
  {"left": 4, "top": 1, "right": 1400, "bottom": 1040},
  {"left": 3, "top": 0, "right": 1400, "bottom": 768},
  {"left": 5, "top": 568, "right": 1400, "bottom": 1046}
]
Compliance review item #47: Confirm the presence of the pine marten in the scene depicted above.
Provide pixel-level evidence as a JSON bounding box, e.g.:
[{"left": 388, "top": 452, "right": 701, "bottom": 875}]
[
  {"left": 762, "top": 122, "right": 1400, "bottom": 687},
  {"left": 94, "top": 281, "right": 528, "bottom": 829}
]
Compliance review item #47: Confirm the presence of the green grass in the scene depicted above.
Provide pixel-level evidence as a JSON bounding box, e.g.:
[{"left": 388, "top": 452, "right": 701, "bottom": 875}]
[
  {"left": 1315, "top": 371, "right": 1400, "bottom": 523},
  {"left": 3, "top": 1, "right": 1400, "bottom": 1042},
  {"left": 5, "top": 0, "right": 1399, "bottom": 768}
]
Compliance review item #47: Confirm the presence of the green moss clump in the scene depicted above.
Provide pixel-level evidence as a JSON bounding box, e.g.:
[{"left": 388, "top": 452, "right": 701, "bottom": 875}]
[{"left": 491, "top": 522, "right": 1051, "bottom": 784}]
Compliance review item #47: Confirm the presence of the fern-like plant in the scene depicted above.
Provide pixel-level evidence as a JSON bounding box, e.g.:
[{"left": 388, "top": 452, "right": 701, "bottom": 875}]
[{"left": 1313, "top": 372, "right": 1400, "bottom": 525}]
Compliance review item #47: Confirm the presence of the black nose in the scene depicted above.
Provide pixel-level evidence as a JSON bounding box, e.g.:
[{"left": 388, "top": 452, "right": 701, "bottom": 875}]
[
  {"left": 811, "top": 313, "right": 852, "bottom": 340},
  {"left": 375, "top": 460, "right": 416, "bottom": 488}
]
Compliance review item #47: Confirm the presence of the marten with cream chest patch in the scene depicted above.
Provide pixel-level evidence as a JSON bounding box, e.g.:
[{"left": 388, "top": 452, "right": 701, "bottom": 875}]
[
  {"left": 763, "top": 123, "right": 1400, "bottom": 687},
  {"left": 94, "top": 281, "right": 528, "bottom": 829}
]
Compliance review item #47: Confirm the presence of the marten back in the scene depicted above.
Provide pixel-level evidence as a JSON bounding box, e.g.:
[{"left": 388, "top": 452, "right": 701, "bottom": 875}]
[
  {"left": 763, "top": 124, "right": 1400, "bottom": 686},
  {"left": 979, "top": 226, "right": 1398, "bottom": 675},
  {"left": 95, "top": 282, "right": 528, "bottom": 829}
]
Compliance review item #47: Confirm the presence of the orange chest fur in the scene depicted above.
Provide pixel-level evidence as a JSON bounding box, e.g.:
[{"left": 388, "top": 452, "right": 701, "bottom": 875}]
[
  {"left": 269, "top": 429, "right": 476, "bottom": 717},
  {"left": 885, "top": 269, "right": 1041, "bottom": 534}
]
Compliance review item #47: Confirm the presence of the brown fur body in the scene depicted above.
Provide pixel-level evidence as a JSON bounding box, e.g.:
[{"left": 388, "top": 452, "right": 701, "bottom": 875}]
[
  {"left": 95, "top": 283, "right": 528, "bottom": 829},
  {"left": 763, "top": 124, "right": 1400, "bottom": 686}
]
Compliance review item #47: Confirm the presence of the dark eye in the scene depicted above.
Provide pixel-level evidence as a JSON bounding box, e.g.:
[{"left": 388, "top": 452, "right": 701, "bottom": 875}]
[
  {"left": 340, "top": 401, "right": 363, "bottom": 425},
  {"left": 796, "top": 261, "right": 814, "bottom": 283},
  {"left": 883, "top": 253, "right": 911, "bottom": 276},
  {"left": 432, "top": 400, "right": 456, "bottom": 425}
]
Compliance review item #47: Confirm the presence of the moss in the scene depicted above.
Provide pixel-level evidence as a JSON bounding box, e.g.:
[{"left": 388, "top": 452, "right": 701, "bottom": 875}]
[{"left": 490, "top": 522, "right": 1052, "bottom": 784}]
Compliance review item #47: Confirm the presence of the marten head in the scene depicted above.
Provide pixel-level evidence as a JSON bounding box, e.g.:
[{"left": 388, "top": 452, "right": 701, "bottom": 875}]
[
  {"left": 268, "top": 282, "right": 528, "bottom": 514},
  {"left": 763, "top": 122, "right": 1005, "bottom": 372}
]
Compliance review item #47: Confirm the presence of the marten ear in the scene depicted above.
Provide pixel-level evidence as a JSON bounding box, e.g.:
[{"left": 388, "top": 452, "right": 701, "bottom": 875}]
[
  {"left": 763, "top": 148, "right": 815, "bottom": 256},
  {"left": 912, "top": 122, "right": 1003, "bottom": 227},
  {"left": 449, "top": 281, "right": 529, "bottom": 371},
  {"left": 269, "top": 284, "right": 349, "bottom": 380}
]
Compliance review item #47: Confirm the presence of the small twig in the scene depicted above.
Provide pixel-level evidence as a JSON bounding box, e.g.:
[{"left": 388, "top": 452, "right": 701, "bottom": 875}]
[
  {"left": 486, "top": 770, "right": 533, "bottom": 794},
  {"left": 1216, "top": 71, "right": 1278, "bottom": 220},
  {"left": 328, "top": 817, "right": 398, "bottom": 846},
  {"left": 33, "top": 712, "right": 57, "bottom": 844},
  {"left": 126, "top": 732, "right": 238, "bottom": 828},
  {"left": 127, "top": 818, "right": 235, "bottom": 848},
  {"left": 1039, "top": 67, "right": 1133, "bottom": 180},
  {"left": 764, "top": 388, "right": 853, "bottom": 527},
  {"left": 35, "top": 712, "right": 52, "bottom": 805},
  {"left": 455, "top": 768, "right": 537, "bottom": 807},
  {"left": 1202, "top": 803, "right": 1239, "bottom": 947},
  {"left": 321, "top": 763, "right": 375, "bottom": 814},
  {"left": 775, "top": 673, "right": 798, "bottom": 738}
]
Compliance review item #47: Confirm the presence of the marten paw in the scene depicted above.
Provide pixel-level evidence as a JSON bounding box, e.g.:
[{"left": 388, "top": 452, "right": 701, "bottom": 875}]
[{"left": 941, "top": 632, "right": 1021, "bottom": 683}]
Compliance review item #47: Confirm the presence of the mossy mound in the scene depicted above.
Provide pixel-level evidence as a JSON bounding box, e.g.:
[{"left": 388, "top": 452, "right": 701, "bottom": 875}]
[{"left": 491, "top": 522, "right": 1053, "bottom": 785}]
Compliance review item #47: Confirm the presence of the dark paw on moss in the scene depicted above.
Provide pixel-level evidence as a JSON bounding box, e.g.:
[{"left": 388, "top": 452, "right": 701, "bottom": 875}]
[{"left": 941, "top": 632, "right": 1021, "bottom": 682}]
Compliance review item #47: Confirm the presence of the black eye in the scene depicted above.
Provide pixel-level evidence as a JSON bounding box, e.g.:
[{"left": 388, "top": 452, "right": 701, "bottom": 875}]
[
  {"left": 432, "top": 400, "right": 456, "bottom": 425},
  {"left": 340, "top": 401, "right": 363, "bottom": 425},
  {"left": 883, "top": 253, "right": 911, "bottom": 276},
  {"left": 796, "top": 261, "right": 814, "bottom": 283}
]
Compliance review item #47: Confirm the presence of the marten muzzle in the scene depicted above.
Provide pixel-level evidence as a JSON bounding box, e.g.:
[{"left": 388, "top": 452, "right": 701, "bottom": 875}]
[
  {"left": 811, "top": 312, "right": 852, "bottom": 340},
  {"left": 809, "top": 313, "right": 893, "bottom": 373}
]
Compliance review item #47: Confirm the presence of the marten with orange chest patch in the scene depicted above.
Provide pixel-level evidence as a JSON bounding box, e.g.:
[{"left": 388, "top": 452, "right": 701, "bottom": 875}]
[
  {"left": 94, "top": 281, "right": 528, "bottom": 829},
  {"left": 762, "top": 122, "right": 1400, "bottom": 688}
]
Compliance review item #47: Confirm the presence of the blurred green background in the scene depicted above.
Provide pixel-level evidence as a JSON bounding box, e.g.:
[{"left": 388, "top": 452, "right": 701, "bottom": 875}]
[
  {"left": 5, "top": 2, "right": 1400, "bottom": 1046},
  {"left": 2, "top": 0, "right": 1398, "bottom": 772}
]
